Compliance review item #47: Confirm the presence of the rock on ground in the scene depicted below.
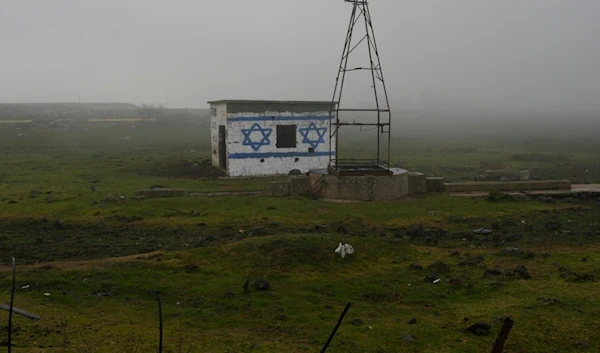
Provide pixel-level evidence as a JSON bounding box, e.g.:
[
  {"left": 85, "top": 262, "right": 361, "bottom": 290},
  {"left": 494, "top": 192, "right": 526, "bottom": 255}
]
[{"left": 466, "top": 322, "right": 491, "bottom": 336}]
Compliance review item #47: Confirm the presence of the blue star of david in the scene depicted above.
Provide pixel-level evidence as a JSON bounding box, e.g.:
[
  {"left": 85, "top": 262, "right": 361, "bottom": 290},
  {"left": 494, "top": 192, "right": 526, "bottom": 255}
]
[
  {"left": 241, "top": 123, "right": 272, "bottom": 151},
  {"left": 299, "top": 123, "right": 327, "bottom": 149}
]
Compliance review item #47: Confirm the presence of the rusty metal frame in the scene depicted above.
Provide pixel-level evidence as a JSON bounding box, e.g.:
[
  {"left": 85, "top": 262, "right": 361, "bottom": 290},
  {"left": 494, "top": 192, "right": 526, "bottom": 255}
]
[{"left": 329, "top": 0, "right": 392, "bottom": 176}]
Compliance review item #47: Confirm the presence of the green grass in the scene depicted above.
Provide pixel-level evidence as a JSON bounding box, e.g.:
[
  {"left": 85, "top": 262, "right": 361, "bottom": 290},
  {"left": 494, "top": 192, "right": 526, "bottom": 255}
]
[
  {"left": 2, "top": 233, "right": 600, "bottom": 352},
  {"left": 1, "top": 119, "right": 600, "bottom": 352}
]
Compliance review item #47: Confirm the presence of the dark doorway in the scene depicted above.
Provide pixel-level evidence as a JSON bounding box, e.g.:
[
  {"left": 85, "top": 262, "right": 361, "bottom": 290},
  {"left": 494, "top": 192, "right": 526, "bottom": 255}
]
[{"left": 218, "top": 125, "right": 227, "bottom": 170}]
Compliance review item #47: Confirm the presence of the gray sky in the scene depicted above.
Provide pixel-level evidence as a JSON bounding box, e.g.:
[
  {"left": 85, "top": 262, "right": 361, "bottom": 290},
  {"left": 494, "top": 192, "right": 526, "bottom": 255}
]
[{"left": 1, "top": 0, "right": 600, "bottom": 112}]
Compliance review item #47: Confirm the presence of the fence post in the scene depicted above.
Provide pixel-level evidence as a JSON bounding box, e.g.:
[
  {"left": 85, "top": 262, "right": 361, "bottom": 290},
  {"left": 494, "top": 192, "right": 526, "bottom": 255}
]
[
  {"left": 8, "top": 257, "right": 16, "bottom": 353},
  {"left": 320, "top": 303, "right": 351, "bottom": 353},
  {"left": 491, "top": 317, "right": 514, "bottom": 353},
  {"left": 157, "top": 297, "right": 163, "bottom": 353}
]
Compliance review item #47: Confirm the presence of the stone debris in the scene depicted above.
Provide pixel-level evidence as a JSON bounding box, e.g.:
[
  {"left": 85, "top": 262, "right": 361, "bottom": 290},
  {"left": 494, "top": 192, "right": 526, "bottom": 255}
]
[{"left": 473, "top": 228, "right": 492, "bottom": 235}]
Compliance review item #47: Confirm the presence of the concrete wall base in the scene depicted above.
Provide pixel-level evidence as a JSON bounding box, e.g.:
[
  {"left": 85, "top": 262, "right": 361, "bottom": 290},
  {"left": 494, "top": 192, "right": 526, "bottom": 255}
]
[
  {"left": 264, "top": 181, "right": 291, "bottom": 197},
  {"left": 407, "top": 172, "right": 427, "bottom": 194},
  {"left": 308, "top": 172, "right": 409, "bottom": 201},
  {"left": 426, "top": 177, "right": 446, "bottom": 192}
]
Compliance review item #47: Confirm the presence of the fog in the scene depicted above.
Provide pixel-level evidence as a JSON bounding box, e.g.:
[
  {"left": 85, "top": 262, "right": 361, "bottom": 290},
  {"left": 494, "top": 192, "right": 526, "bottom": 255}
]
[{"left": 2, "top": 0, "right": 600, "bottom": 115}]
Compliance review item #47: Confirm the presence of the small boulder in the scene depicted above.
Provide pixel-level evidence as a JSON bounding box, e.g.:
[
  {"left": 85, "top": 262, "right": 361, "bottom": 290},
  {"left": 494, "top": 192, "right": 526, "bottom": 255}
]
[
  {"left": 448, "top": 277, "right": 463, "bottom": 286},
  {"left": 537, "top": 297, "right": 559, "bottom": 305},
  {"left": 503, "top": 233, "right": 521, "bottom": 242},
  {"left": 458, "top": 260, "right": 477, "bottom": 267},
  {"left": 254, "top": 280, "right": 270, "bottom": 291},
  {"left": 544, "top": 221, "right": 561, "bottom": 231},
  {"left": 501, "top": 247, "right": 522, "bottom": 256},
  {"left": 350, "top": 318, "right": 364, "bottom": 326},
  {"left": 409, "top": 263, "right": 423, "bottom": 270},
  {"left": 473, "top": 228, "right": 492, "bottom": 235},
  {"left": 514, "top": 265, "right": 531, "bottom": 279},
  {"left": 337, "top": 225, "right": 349, "bottom": 234},
  {"left": 466, "top": 322, "right": 491, "bottom": 336},
  {"left": 451, "top": 231, "right": 473, "bottom": 241},
  {"left": 492, "top": 316, "right": 506, "bottom": 324},
  {"left": 408, "top": 318, "right": 417, "bottom": 325},
  {"left": 424, "top": 272, "right": 438, "bottom": 282},
  {"left": 428, "top": 261, "right": 451, "bottom": 273},
  {"left": 53, "top": 219, "right": 65, "bottom": 230},
  {"left": 252, "top": 226, "right": 267, "bottom": 236},
  {"left": 483, "top": 269, "right": 503, "bottom": 278},
  {"left": 401, "top": 335, "right": 416, "bottom": 343},
  {"left": 472, "top": 255, "right": 485, "bottom": 263}
]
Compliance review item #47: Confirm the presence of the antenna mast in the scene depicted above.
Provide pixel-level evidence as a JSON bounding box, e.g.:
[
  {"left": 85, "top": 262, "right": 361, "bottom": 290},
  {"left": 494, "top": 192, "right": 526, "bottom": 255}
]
[{"left": 329, "top": 0, "right": 392, "bottom": 175}]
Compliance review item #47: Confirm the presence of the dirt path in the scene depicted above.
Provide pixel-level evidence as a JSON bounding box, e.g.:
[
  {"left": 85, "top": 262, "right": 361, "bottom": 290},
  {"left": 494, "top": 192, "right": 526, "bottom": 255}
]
[{"left": 0, "top": 250, "right": 166, "bottom": 272}]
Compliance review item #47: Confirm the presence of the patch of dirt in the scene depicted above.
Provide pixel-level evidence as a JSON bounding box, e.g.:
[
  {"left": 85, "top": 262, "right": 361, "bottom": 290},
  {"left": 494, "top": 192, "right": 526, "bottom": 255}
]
[{"left": 140, "top": 159, "right": 225, "bottom": 179}]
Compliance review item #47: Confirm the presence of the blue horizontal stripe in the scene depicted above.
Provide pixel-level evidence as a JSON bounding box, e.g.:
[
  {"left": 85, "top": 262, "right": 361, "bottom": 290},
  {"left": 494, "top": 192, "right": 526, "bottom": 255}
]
[
  {"left": 229, "top": 151, "right": 333, "bottom": 159},
  {"left": 229, "top": 115, "right": 332, "bottom": 122}
]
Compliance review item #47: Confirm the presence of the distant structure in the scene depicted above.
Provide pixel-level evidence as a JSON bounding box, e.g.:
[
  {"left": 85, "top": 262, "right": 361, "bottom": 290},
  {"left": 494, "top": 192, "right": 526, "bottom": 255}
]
[{"left": 208, "top": 100, "right": 336, "bottom": 177}]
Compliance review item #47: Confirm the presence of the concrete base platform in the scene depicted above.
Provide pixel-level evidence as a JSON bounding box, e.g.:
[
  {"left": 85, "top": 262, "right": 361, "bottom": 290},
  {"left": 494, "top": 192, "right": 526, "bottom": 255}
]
[{"left": 308, "top": 170, "right": 409, "bottom": 201}]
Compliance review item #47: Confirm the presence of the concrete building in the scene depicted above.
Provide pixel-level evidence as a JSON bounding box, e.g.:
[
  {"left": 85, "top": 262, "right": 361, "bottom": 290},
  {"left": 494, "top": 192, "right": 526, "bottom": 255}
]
[{"left": 208, "top": 100, "right": 336, "bottom": 177}]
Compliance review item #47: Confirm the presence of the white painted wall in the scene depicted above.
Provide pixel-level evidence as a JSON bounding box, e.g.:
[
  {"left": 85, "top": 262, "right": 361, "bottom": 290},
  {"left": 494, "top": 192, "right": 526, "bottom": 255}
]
[
  {"left": 210, "top": 103, "right": 227, "bottom": 169},
  {"left": 225, "top": 111, "right": 336, "bottom": 177}
]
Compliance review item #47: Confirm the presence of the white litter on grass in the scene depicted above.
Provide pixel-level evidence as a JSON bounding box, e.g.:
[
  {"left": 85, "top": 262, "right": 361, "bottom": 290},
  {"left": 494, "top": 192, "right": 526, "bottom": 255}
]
[
  {"left": 21, "top": 285, "right": 30, "bottom": 290},
  {"left": 433, "top": 279, "right": 441, "bottom": 284},
  {"left": 335, "top": 243, "right": 355, "bottom": 258},
  {"left": 44, "top": 293, "right": 51, "bottom": 296}
]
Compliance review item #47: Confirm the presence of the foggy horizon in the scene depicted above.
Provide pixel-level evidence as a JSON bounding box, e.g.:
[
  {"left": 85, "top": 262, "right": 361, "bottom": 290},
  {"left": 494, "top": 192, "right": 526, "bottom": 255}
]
[{"left": 2, "top": 0, "right": 600, "bottom": 114}]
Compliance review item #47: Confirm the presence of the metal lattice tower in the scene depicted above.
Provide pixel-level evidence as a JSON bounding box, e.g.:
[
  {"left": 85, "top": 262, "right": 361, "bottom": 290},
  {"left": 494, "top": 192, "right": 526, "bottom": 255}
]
[{"left": 329, "top": 0, "right": 392, "bottom": 175}]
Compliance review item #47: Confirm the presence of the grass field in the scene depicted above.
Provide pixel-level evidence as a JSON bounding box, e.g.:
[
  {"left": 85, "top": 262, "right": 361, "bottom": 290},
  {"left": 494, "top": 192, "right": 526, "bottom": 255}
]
[{"left": 1, "top": 116, "right": 600, "bottom": 352}]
